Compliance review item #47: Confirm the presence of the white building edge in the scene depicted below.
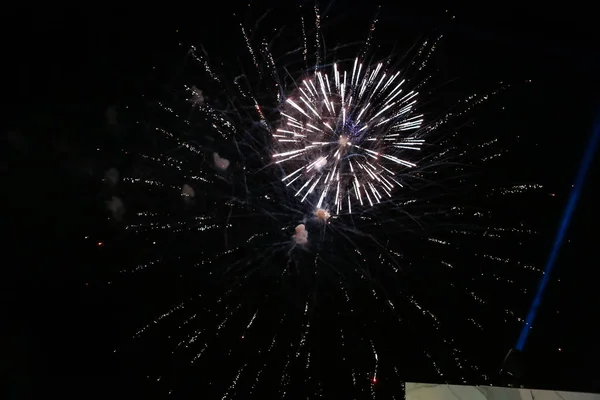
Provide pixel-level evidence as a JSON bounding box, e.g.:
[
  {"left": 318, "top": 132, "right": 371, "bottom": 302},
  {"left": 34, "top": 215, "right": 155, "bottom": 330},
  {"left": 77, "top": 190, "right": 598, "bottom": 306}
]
[{"left": 406, "top": 382, "right": 600, "bottom": 400}]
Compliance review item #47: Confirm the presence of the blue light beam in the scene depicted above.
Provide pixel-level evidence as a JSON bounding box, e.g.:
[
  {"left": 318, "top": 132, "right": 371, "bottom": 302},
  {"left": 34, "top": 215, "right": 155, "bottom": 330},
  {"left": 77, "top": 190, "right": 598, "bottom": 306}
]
[{"left": 516, "top": 107, "right": 600, "bottom": 351}]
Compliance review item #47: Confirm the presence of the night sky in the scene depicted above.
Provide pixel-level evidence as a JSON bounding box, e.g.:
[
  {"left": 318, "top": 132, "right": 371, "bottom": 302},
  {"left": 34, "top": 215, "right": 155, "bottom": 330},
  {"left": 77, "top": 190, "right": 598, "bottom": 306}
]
[{"left": 3, "top": 4, "right": 600, "bottom": 399}]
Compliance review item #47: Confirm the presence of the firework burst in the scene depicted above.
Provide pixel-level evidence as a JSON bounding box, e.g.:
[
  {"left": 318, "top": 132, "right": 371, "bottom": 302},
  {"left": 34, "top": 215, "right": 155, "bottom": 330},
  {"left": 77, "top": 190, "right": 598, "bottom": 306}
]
[
  {"left": 103, "top": 5, "right": 548, "bottom": 397},
  {"left": 275, "top": 59, "right": 423, "bottom": 214}
]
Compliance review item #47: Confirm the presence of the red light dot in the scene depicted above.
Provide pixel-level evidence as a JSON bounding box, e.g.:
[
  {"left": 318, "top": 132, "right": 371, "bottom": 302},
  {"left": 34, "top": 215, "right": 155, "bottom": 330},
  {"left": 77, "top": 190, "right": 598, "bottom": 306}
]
[
  {"left": 372, "top": 377, "right": 377, "bottom": 384},
  {"left": 97, "top": 242, "right": 103, "bottom": 246},
  {"left": 241, "top": 335, "right": 245, "bottom": 339}
]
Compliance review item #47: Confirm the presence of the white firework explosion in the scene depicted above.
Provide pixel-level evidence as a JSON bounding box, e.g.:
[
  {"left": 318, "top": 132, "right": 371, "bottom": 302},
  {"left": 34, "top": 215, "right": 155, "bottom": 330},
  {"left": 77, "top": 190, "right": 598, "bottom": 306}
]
[
  {"left": 275, "top": 60, "right": 424, "bottom": 214},
  {"left": 102, "top": 5, "right": 550, "bottom": 396}
]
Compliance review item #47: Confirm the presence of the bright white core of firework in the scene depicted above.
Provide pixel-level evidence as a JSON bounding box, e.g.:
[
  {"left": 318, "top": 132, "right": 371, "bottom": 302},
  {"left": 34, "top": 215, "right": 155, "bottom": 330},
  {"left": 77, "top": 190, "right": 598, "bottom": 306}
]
[{"left": 274, "top": 58, "right": 425, "bottom": 215}]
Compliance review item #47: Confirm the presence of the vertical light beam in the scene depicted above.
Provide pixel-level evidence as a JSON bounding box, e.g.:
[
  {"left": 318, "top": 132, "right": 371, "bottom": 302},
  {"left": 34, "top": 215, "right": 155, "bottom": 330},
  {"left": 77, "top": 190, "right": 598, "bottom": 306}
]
[{"left": 516, "top": 107, "right": 600, "bottom": 351}]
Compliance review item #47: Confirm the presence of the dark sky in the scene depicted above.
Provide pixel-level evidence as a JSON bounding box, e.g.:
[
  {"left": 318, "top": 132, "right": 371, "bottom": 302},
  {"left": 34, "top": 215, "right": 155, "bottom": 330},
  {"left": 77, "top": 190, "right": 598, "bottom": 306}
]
[{"left": 3, "top": 3, "right": 600, "bottom": 399}]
